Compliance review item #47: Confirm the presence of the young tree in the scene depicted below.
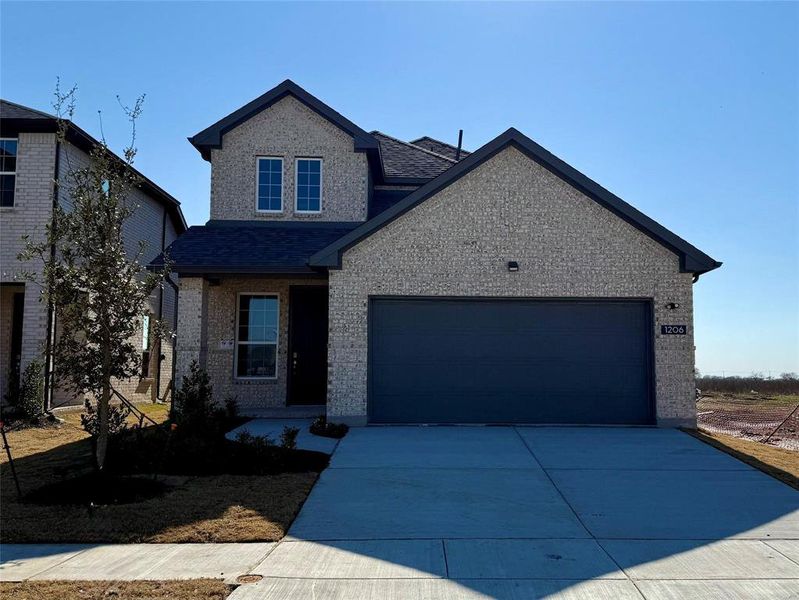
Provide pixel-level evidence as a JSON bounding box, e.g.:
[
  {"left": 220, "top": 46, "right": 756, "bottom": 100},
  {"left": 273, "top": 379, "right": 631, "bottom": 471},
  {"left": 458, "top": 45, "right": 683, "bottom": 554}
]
[{"left": 20, "top": 83, "right": 170, "bottom": 470}]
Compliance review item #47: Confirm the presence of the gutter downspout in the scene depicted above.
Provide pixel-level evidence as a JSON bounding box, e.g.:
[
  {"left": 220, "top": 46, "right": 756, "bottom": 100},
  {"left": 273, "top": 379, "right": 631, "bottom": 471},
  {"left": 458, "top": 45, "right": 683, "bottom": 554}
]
[
  {"left": 154, "top": 209, "right": 167, "bottom": 402},
  {"left": 43, "top": 139, "right": 60, "bottom": 412}
]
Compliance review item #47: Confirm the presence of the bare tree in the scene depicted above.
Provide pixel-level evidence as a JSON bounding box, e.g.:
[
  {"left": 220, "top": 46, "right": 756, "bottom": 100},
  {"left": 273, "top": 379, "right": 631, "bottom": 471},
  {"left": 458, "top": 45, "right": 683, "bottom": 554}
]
[{"left": 20, "top": 82, "right": 170, "bottom": 470}]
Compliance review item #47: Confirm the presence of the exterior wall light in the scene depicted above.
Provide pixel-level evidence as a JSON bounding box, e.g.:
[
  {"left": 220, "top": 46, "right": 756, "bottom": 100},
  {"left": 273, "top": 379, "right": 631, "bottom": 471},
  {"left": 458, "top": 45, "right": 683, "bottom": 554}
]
[
  {"left": 665, "top": 302, "right": 680, "bottom": 310},
  {"left": 507, "top": 261, "right": 519, "bottom": 272}
]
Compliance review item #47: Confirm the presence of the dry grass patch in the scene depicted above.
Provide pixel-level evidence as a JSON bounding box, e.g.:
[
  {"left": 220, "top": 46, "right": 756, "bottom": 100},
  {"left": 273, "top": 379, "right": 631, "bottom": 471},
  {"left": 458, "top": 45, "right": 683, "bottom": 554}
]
[
  {"left": 0, "top": 579, "right": 231, "bottom": 600},
  {"left": 1, "top": 403, "right": 318, "bottom": 543},
  {"left": 685, "top": 428, "right": 799, "bottom": 490}
]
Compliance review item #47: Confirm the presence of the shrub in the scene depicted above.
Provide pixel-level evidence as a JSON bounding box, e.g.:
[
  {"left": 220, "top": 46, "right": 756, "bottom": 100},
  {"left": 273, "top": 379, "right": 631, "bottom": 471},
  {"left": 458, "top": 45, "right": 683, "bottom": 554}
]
[
  {"left": 80, "top": 398, "right": 131, "bottom": 438},
  {"left": 235, "top": 429, "right": 273, "bottom": 448},
  {"left": 172, "top": 361, "right": 218, "bottom": 437},
  {"left": 224, "top": 396, "right": 239, "bottom": 421},
  {"left": 18, "top": 361, "right": 44, "bottom": 420},
  {"left": 309, "top": 415, "right": 349, "bottom": 439},
  {"left": 280, "top": 426, "right": 299, "bottom": 450}
]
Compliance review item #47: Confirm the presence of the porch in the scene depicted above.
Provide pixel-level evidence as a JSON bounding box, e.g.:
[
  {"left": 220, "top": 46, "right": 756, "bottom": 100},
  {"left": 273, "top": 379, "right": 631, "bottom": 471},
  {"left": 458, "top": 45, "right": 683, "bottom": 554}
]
[{"left": 175, "top": 277, "right": 330, "bottom": 412}]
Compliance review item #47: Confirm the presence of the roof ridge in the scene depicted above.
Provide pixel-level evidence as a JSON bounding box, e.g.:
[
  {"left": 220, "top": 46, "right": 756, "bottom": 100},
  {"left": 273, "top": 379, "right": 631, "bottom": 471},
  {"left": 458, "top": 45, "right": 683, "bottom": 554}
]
[
  {"left": 0, "top": 98, "right": 58, "bottom": 120},
  {"left": 410, "top": 135, "right": 471, "bottom": 155},
  {"left": 371, "top": 130, "right": 457, "bottom": 163},
  {"left": 411, "top": 135, "right": 460, "bottom": 152}
]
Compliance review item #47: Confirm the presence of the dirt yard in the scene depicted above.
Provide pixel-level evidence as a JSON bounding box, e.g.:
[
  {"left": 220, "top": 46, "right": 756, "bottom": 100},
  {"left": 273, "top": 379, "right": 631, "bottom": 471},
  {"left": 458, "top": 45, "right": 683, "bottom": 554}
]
[
  {"left": 697, "top": 393, "right": 799, "bottom": 451},
  {"left": 0, "top": 580, "right": 231, "bottom": 600},
  {"left": 0, "top": 405, "right": 317, "bottom": 543}
]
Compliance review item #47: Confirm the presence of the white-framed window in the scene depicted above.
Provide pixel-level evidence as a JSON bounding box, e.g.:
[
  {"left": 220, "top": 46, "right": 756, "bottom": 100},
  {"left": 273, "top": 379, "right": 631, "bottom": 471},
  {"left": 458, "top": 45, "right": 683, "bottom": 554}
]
[
  {"left": 295, "top": 158, "right": 322, "bottom": 213},
  {"left": 0, "top": 138, "right": 18, "bottom": 208},
  {"left": 235, "top": 293, "right": 279, "bottom": 379},
  {"left": 256, "top": 157, "right": 283, "bottom": 212}
]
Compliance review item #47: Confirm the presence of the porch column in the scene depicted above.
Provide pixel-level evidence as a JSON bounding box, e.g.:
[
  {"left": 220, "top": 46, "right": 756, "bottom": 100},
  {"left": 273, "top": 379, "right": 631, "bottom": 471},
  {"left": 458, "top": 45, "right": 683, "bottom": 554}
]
[{"left": 175, "top": 277, "right": 209, "bottom": 385}]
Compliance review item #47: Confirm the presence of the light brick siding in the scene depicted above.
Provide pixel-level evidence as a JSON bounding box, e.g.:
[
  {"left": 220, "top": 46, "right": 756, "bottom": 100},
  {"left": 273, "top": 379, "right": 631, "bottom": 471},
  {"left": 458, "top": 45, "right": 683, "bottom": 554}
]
[
  {"left": 175, "top": 276, "right": 324, "bottom": 410},
  {"left": 209, "top": 96, "right": 368, "bottom": 222},
  {"left": 0, "top": 133, "right": 56, "bottom": 393},
  {"left": 56, "top": 142, "right": 179, "bottom": 405},
  {"left": 0, "top": 136, "right": 179, "bottom": 406},
  {"left": 327, "top": 147, "right": 696, "bottom": 427}
]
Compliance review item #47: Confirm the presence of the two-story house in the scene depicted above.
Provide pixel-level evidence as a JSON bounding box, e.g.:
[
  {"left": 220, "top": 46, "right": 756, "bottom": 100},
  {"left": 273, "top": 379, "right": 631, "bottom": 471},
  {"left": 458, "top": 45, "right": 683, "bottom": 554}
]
[
  {"left": 0, "top": 99, "right": 187, "bottom": 409},
  {"left": 156, "top": 80, "right": 720, "bottom": 427}
]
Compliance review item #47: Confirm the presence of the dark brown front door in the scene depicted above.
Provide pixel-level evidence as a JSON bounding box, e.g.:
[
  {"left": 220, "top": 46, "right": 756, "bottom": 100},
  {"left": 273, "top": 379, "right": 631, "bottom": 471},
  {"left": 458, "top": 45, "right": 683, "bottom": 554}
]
[{"left": 287, "top": 286, "right": 328, "bottom": 406}]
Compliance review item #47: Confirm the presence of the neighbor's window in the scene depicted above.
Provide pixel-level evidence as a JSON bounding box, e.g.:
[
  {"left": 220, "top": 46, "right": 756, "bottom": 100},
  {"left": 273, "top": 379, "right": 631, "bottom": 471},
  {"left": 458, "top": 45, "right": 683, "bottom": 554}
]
[
  {"left": 295, "top": 158, "right": 322, "bottom": 212},
  {"left": 256, "top": 157, "right": 283, "bottom": 212},
  {"left": 0, "top": 138, "right": 18, "bottom": 207},
  {"left": 236, "top": 294, "right": 279, "bottom": 378},
  {"left": 141, "top": 313, "right": 151, "bottom": 378}
]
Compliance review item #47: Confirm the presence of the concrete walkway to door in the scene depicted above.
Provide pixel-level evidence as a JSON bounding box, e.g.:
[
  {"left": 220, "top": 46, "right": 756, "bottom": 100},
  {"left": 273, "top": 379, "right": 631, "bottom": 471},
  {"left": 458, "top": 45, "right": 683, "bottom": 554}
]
[{"left": 233, "top": 426, "right": 799, "bottom": 599}]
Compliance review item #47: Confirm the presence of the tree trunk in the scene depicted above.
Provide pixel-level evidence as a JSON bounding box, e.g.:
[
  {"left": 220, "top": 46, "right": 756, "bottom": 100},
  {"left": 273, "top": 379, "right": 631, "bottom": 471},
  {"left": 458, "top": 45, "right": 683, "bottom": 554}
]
[{"left": 96, "top": 345, "right": 111, "bottom": 471}]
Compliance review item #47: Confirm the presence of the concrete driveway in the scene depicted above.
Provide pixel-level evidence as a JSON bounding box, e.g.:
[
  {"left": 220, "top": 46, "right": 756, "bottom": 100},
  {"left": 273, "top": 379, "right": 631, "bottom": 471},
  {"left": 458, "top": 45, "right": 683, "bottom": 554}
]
[{"left": 235, "top": 426, "right": 799, "bottom": 599}]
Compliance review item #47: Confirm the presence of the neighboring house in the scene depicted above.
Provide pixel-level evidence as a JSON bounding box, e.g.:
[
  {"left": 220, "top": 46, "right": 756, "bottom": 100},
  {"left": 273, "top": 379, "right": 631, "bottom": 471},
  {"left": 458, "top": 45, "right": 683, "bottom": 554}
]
[
  {"left": 155, "top": 79, "right": 720, "bottom": 427},
  {"left": 0, "top": 99, "right": 187, "bottom": 408}
]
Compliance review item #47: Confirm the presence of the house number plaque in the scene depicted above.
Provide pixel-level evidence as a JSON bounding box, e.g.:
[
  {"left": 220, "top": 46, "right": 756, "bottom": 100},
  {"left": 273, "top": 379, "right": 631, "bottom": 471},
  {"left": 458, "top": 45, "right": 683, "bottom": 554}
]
[{"left": 660, "top": 325, "right": 687, "bottom": 335}]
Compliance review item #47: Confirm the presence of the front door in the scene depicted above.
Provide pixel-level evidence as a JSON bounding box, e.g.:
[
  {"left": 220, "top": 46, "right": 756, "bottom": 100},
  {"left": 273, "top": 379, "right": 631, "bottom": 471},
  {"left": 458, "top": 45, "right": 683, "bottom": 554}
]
[
  {"left": 8, "top": 291, "right": 24, "bottom": 395},
  {"left": 287, "top": 286, "right": 328, "bottom": 405}
]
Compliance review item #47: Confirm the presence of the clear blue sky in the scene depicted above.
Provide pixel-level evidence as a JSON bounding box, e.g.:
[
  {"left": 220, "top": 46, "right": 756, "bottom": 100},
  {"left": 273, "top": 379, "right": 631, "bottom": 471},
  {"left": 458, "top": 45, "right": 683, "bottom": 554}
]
[{"left": 2, "top": 2, "right": 797, "bottom": 376}]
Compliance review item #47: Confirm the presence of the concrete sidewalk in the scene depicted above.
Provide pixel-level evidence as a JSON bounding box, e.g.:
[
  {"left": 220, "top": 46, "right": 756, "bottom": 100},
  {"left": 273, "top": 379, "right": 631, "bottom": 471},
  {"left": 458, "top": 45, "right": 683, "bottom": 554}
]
[{"left": 0, "top": 543, "right": 275, "bottom": 584}]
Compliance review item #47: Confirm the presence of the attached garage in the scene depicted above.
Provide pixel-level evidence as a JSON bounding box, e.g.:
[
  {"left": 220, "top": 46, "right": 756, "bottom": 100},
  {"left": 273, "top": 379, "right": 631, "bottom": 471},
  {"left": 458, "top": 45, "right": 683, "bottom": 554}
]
[{"left": 368, "top": 298, "right": 653, "bottom": 425}]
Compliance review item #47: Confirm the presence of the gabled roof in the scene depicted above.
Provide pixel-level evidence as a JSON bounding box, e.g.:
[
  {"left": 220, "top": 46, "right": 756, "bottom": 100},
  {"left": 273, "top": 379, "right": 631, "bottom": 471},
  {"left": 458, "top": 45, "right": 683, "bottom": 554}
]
[
  {"left": 0, "top": 98, "right": 55, "bottom": 121},
  {"left": 311, "top": 128, "right": 721, "bottom": 276},
  {"left": 150, "top": 220, "right": 360, "bottom": 275},
  {"left": 189, "top": 80, "right": 380, "bottom": 164},
  {"left": 372, "top": 131, "right": 455, "bottom": 182},
  {"left": 0, "top": 99, "right": 187, "bottom": 234},
  {"left": 411, "top": 136, "right": 471, "bottom": 161}
]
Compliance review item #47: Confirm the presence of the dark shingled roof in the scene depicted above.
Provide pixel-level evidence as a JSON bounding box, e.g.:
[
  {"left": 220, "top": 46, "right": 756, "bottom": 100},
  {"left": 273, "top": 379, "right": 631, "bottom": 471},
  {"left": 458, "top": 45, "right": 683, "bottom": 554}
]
[
  {"left": 411, "top": 136, "right": 471, "bottom": 161},
  {"left": 372, "top": 131, "right": 455, "bottom": 181},
  {"left": 150, "top": 220, "right": 360, "bottom": 275},
  {"left": 369, "top": 188, "right": 415, "bottom": 219},
  {"left": 0, "top": 99, "right": 56, "bottom": 120}
]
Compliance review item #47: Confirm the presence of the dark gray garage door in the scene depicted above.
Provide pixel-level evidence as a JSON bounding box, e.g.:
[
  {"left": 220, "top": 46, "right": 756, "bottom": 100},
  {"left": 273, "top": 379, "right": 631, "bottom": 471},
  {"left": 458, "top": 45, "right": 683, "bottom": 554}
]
[{"left": 369, "top": 298, "right": 653, "bottom": 425}]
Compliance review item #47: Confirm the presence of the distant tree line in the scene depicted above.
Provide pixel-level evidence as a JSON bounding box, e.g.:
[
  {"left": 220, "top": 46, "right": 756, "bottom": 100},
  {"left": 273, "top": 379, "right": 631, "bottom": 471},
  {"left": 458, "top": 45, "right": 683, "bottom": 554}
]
[{"left": 696, "top": 372, "right": 799, "bottom": 395}]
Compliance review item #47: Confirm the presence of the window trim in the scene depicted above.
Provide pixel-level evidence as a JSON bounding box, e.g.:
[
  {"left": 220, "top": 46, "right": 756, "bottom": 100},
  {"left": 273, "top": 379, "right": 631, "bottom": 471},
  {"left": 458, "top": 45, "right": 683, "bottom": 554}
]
[
  {"left": 255, "top": 156, "right": 284, "bottom": 214},
  {"left": 234, "top": 292, "right": 280, "bottom": 381},
  {"left": 294, "top": 157, "right": 323, "bottom": 214},
  {"left": 0, "top": 137, "right": 18, "bottom": 209}
]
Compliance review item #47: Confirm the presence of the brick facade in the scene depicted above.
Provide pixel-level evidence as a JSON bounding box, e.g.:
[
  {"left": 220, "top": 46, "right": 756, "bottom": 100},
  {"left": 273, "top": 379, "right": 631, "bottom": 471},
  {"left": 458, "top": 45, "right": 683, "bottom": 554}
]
[
  {"left": 0, "top": 133, "right": 180, "bottom": 407},
  {"left": 327, "top": 147, "right": 696, "bottom": 427},
  {"left": 209, "top": 96, "right": 368, "bottom": 222},
  {"left": 0, "top": 133, "right": 56, "bottom": 400}
]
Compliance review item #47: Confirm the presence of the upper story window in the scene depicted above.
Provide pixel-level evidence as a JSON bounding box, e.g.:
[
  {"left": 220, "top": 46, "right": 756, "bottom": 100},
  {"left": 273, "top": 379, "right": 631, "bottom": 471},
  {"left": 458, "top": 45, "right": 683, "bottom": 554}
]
[
  {"left": 295, "top": 158, "right": 322, "bottom": 213},
  {"left": 0, "top": 138, "right": 18, "bottom": 207},
  {"left": 257, "top": 157, "right": 283, "bottom": 212}
]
